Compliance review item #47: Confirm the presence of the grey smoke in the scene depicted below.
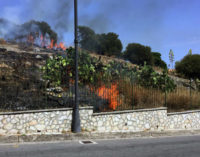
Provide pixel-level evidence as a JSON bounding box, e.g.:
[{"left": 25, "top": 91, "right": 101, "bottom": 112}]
[
  {"left": 1, "top": 0, "right": 189, "bottom": 46},
  {"left": 22, "top": 0, "right": 108, "bottom": 40}
]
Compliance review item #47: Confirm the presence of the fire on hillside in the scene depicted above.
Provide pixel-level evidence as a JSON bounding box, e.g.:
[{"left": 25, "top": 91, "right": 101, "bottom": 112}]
[{"left": 26, "top": 32, "right": 67, "bottom": 51}]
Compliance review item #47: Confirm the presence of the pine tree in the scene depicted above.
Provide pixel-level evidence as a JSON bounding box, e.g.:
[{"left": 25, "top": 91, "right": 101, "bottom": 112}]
[
  {"left": 169, "top": 49, "right": 174, "bottom": 69},
  {"left": 188, "top": 49, "right": 192, "bottom": 55}
]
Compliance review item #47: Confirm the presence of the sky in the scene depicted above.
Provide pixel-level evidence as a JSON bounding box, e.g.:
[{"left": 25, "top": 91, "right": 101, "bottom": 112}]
[{"left": 0, "top": 0, "right": 200, "bottom": 67}]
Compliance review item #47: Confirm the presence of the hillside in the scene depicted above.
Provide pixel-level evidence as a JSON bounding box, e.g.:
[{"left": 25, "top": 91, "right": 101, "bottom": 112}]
[
  {"left": 1, "top": 42, "right": 199, "bottom": 91},
  {"left": 0, "top": 42, "right": 200, "bottom": 112}
]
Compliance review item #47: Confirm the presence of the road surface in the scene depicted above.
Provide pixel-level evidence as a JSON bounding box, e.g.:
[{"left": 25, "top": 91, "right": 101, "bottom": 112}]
[{"left": 0, "top": 135, "right": 200, "bottom": 157}]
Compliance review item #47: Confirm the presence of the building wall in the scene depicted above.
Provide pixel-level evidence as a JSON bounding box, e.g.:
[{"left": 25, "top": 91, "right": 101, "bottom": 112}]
[{"left": 0, "top": 107, "right": 200, "bottom": 135}]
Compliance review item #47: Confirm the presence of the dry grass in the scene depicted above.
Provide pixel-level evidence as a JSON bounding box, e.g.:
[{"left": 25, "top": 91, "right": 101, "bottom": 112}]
[
  {"left": 0, "top": 38, "right": 6, "bottom": 44},
  {"left": 115, "top": 80, "right": 200, "bottom": 112},
  {"left": 116, "top": 80, "right": 164, "bottom": 110},
  {"left": 167, "top": 87, "right": 200, "bottom": 112}
]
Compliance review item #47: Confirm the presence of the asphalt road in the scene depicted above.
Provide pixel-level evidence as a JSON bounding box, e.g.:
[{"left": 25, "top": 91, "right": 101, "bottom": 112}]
[{"left": 0, "top": 135, "right": 200, "bottom": 157}]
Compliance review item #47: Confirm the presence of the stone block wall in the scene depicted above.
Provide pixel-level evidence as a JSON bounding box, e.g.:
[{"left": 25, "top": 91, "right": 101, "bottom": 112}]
[
  {"left": 1, "top": 107, "right": 200, "bottom": 135},
  {"left": 166, "top": 111, "right": 200, "bottom": 130},
  {"left": 92, "top": 108, "right": 167, "bottom": 132},
  {"left": 0, "top": 107, "right": 93, "bottom": 135}
]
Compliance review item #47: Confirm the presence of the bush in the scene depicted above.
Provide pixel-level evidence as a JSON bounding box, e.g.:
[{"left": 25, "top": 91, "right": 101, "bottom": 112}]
[
  {"left": 175, "top": 54, "right": 200, "bottom": 79},
  {"left": 42, "top": 48, "right": 108, "bottom": 87},
  {"left": 151, "top": 52, "right": 167, "bottom": 69},
  {"left": 134, "top": 63, "right": 176, "bottom": 92},
  {"left": 97, "top": 32, "right": 123, "bottom": 56},
  {"left": 124, "top": 43, "right": 152, "bottom": 66}
]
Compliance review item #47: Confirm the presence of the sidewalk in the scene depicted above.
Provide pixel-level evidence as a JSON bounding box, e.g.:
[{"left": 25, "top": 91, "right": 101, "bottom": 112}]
[{"left": 1, "top": 130, "right": 200, "bottom": 144}]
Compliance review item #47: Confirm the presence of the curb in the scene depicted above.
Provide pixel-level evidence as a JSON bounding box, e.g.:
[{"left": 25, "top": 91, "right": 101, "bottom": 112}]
[{"left": 1, "top": 130, "right": 200, "bottom": 144}]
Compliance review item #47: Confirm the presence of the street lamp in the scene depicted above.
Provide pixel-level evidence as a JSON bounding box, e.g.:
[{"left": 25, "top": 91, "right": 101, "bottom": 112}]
[{"left": 72, "top": 0, "right": 81, "bottom": 133}]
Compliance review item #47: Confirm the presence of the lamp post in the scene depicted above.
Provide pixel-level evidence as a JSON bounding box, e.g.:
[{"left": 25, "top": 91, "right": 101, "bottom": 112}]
[{"left": 72, "top": 0, "right": 81, "bottom": 133}]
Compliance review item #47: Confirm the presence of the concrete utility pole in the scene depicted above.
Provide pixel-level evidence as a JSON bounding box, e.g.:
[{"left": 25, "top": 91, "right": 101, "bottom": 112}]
[{"left": 72, "top": 0, "right": 81, "bottom": 133}]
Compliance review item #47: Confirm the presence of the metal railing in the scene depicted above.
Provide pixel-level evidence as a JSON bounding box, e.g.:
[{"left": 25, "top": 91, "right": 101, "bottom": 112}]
[{"left": 0, "top": 50, "right": 200, "bottom": 113}]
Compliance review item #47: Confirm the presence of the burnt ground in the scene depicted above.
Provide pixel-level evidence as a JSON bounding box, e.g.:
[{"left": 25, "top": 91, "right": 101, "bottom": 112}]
[
  {"left": 0, "top": 44, "right": 55, "bottom": 111},
  {"left": 0, "top": 43, "right": 107, "bottom": 112}
]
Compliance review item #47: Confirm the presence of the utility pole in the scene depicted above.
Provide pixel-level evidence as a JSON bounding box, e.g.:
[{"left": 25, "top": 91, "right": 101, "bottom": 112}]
[{"left": 72, "top": 0, "right": 81, "bottom": 133}]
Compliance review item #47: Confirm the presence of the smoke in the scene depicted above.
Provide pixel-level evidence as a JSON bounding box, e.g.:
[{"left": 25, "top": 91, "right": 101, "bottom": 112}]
[
  {"left": 1, "top": 0, "right": 195, "bottom": 48},
  {"left": 24, "top": 0, "right": 73, "bottom": 39},
  {"left": 21, "top": 0, "right": 108, "bottom": 41}
]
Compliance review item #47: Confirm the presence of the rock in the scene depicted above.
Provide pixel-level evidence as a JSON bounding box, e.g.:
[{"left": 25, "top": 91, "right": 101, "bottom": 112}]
[
  {"left": 145, "top": 123, "right": 150, "bottom": 129},
  {"left": 11, "top": 118, "right": 18, "bottom": 124},
  {"left": 16, "top": 125, "right": 23, "bottom": 130},
  {"left": 4, "top": 123, "right": 13, "bottom": 130},
  {"left": 8, "top": 129, "right": 18, "bottom": 134},
  {"left": 34, "top": 47, "right": 40, "bottom": 52},
  {"left": 169, "top": 124, "right": 174, "bottom": 129},
  {"left": 29, "top": 120, "right": 37, "bottom": 126},
  {"left": 36, "top": 55, "right": 42, "bottom": 59},
  {"left": 35, "top": 125, "right": 46, "bottom": 131},
  {"left": 49, "top": 55, "right": 53, "bottom": 59},
  {"left": 2, "top": 119, "right": 7, "bottom": 124},
  {"left": 127, "top": 115, "right": 131, "bottom": 120},
  {"left": 127, "top": 121, "right": 133, "bottom": 126},
  {"left": 0, "top": 129, "right": 6, "bottom": 134},
  {"left": 98, "top": 121, "right": 103, "bottom": 126},
  {"left": 25, "top": 61, "right": 32, "bottom": 67},
  {"left": 30, "top": 126, "right": 36, "bottom": 131},
  {"left": 0, "top": 48, "right": 7, "bottom": 52},
  {"left": 98, "top": 126, "right": 106, "bottom": 132}
]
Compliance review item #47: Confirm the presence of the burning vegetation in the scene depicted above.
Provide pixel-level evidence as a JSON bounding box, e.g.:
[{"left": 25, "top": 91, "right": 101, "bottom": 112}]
[
  {"left": 95, "top": 83, "right": 121, "bottom": 110},
  {"left": 0, "top": 19, "right": 67, "bottom": 51},
  {"left": 0, "top": 18, "right": 199, "bottom": 113}
]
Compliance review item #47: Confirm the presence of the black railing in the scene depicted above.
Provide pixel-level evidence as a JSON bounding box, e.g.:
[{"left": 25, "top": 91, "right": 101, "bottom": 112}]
[{"left": 0, "top": 50, "right": 200, "bottom": 113}]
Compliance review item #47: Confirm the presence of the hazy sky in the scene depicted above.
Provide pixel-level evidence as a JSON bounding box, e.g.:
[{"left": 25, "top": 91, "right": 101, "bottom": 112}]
[{"left": 1, "top": 0, "right": 200, "bottom": 66}]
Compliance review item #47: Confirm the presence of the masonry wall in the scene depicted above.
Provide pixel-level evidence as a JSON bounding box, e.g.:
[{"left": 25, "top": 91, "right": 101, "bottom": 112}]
[
  {"left": 92, "top": 108, "right": 167, "bottom": 132},
  {"left": 1, "top": 107, "right": 200, "bottom": 135},
  {"left": 166, "top": 111, "right": 200, "bottom": 130},
  {"left": 0, "top": 107, "right": 94, "bottom": 135}
]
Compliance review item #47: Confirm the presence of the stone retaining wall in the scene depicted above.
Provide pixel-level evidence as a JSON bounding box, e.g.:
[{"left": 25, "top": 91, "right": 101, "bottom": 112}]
[
  {"left": 166, "top": 111, "right": 200, "bottom": 130},
  {"left": 92, "top": 108, "right": 167, "bottom": 132},
  {"left": 1, "top": 107, "right": 200, "bottom": 135},
  {"left": 0, "top": 107, "right": 93, "bottom": 135}
]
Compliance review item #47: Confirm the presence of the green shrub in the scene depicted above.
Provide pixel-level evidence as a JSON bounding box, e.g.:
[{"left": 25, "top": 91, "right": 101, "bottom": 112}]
[{"left": 175, "top": 54, "right": 200, "bottom": 79}]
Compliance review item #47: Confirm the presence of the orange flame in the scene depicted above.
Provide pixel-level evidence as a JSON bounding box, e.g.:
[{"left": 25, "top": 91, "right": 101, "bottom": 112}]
[
  {"left": 40, "top": 34, "right": 45, "bottom": 47},
  {"left": 48, "top": 39, "right": 54, "bottom": 49},
  {"left": 47, "top": 40, "right": 66, "bottom": 51},
  {"left": 25, "top": 32, "right": 67, "bottom": 51},
  {"left": 57, "top": 42, "right": 67, "bottom": 51},
  {"left": 27, "top": 34, "right": 34, "bottom": 44},
  {"left": 95, "top": 84, "right": 120, "bottom": 110}
]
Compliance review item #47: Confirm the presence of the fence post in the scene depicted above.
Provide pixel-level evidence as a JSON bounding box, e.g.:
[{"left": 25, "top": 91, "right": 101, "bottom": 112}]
[
  {"left": 131, "top": 72, "right": 134, "bottom": 110},
  {"left": 190, "top": 78, "right": 192, "bottom": 106},
  {"left": 164, "top": 75, "right": 167, "bottom": 107}
]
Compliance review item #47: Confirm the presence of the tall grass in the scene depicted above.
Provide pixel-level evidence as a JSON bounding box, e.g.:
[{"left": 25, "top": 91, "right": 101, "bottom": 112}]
[
  {"left": 167, "top": 87, "right": 200, "bottom": 112},
  {"left": 116, "top": 79, "right": 164, "bottom": 110},
  {"left": 116, "top": 79, "right": 200, "bottom": 112}
]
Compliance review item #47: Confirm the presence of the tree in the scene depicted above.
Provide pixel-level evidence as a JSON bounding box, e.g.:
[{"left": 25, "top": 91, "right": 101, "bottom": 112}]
[
  {"left": 78, "top": 26, "right": 123, "bottom": 57},
  {"left": 151, "top": 52, "right": 167, "bottom": 69},
  {"left": 175, "top": 54, "right": 200, "bottom": 79},
  {"left": 78, "top": 26, "right": 99, "bottom": 52},
  {"left": 169, "top": 49, "right": 174, "bottom": 69},
  {"left": 38, "top": 21, "right": 58, "bottom": 43},
  {"left": 124, "top": 43, "right": 152, "bottom": 65},
  {"left": 21, "top": 20, "right": 58, "bottom": 43},
  {"left": 188, "top": 49, "right": 192, "bottom": 55},
  {"left": 97, "top": 32, "right": 123, "bottom": 56}
]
